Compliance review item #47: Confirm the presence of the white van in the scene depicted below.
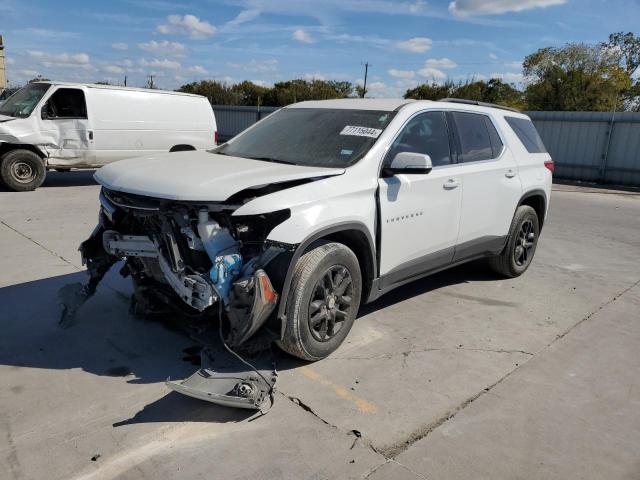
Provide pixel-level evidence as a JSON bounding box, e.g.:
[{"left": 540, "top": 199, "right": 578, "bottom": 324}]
[{"left": 0, "top": 82, "right": 217, "bottom": 191}]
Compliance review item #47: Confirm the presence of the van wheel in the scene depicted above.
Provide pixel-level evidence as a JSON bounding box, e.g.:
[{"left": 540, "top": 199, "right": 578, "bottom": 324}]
[
  {"left": 0, "top": 150, "right": 46, "bottom": 191},
  {"left": 278, "top": 242, "right": 362, "bottom": 361},
  {"left": 489, "top": 205, "right": 540, "bottom": 278}
]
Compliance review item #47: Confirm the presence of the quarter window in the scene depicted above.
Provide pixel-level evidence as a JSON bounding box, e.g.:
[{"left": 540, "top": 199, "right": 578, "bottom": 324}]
[
  {"left": 451, "top": 112, "right": 495, "bottom": 162},
  {"left": 386, "top": 111, "right": 452, "bottom": 167},
  {"left": 43, "top": 88, "right": 87, "bottom": 119},
  {"left": 505, "top": 116, "right": 547, "bottom": 153}
]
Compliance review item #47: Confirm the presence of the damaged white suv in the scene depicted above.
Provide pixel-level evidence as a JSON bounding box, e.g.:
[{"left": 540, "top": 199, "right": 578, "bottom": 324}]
[{"left": 80, "top": 98, "right": 553, "bottom": 364}]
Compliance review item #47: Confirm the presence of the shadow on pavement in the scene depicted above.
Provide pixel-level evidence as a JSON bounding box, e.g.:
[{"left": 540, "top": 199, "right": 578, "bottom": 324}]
[
  {"left": 0, "top": 256, "right": 499, "bottom": 422},
  {"left": 113, "top": 391, "right": 253, "bottom": 426},
  {"left": 43, "top": 170, "right": 98, "bottom": 188}
]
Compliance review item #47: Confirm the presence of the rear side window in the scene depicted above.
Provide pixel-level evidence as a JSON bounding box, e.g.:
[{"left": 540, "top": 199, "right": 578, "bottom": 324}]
[
  {"left": 451, "top": 112, "right": 493, "bottom": 162},
  {"left": 505, "top": 116, "right": 547, "bottom": 153}
]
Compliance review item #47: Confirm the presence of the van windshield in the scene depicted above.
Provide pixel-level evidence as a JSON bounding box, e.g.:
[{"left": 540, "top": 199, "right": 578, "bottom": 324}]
[
  {"left": 0, "top": 83, "right": 51, "bottom": 118},
  {"left": 214, "top": 108, "right": 396, "bottom": 168}
]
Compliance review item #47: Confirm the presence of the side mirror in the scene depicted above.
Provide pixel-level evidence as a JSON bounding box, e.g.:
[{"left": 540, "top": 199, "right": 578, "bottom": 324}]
[
  {"left": 383, "top": 152, "right": 433, "bottom": 176},
  {"left": 41, "top": 107, "right": 49, "bottom": 120}
]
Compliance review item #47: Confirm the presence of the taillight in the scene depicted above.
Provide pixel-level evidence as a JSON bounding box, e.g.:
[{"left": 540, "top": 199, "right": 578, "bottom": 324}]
[
  {"left": 544, "top": 160, "right": 555, "bottom": 173},
  {"left": 214, "top": 130, "right": 219, "bottom": 145}
]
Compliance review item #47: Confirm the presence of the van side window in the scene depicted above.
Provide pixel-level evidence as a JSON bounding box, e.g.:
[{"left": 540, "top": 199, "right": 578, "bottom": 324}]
[
  {"left": 385, "top": 111, "right": 452, "bottom": 167},
  {"left": 44, "top": 88, "right": 87, "bottom": 119},
  {"left": 451, "top": 112, "right": 494, "bottom": 162}
]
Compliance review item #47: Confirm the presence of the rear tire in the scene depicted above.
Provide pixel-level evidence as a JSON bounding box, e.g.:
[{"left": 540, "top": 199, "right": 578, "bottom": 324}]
[
  {"left": 489, "top": 205, "right": 540, "bottom": 278},
  {"left": 0, "top": 149, "right": 46, "bottom": 191},
  {"left": 278, "top": 242, "right": 362, "bottom": 361}
]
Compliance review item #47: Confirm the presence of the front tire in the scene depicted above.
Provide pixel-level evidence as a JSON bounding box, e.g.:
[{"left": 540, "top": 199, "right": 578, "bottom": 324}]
[
  {"left": 489, "top": 205, "right": 540, "bottom": 278},
  {"left": 0, "top": 149, "right": 46, "bottom": 191},
  {"left": 278, "top": 242, "right": 362, "bottom": 361}
]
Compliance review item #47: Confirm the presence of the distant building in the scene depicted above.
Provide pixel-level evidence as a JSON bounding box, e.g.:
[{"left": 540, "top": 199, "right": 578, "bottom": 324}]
[{"left": 0, "top": 35, "right": 7, "bottom": 90}]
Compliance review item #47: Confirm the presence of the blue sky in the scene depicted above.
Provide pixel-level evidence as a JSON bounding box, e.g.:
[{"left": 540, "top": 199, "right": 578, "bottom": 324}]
[{"left": 1, "top": 0, "right": 639, "bottom": 96}]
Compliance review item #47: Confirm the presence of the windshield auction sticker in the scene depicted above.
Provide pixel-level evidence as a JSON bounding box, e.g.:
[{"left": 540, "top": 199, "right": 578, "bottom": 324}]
[{"left": 340, "top": 125, "right": 383, "bottom": 138}]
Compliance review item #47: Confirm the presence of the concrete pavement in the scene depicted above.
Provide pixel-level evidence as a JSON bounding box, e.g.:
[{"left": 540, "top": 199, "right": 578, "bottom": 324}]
[{"left": 0, "top": 172, "right": 639, "bottom": 479}]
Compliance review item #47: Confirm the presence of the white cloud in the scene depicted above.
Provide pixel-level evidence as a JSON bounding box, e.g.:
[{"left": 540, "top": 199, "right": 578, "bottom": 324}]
[
  {"left": 224, "top": 9, "right": 261, "bottom": 30},
  {"left": 157, "top": 14, "right": 216, "bottom": 39},
  {"left": 417, "top": 67, "right": 447, "bottom": 81},
  {"left": 19, "top": 69, "right": 40, "bottom": 78},
  {"left": 489, "top": 52, "right": 498, "bottom": 60},
  {"left": 5, "top": 57, "right": 15, "bottom": 65},
  {"left": 449, "top": 0, "right": 566, "bottom": 17},
  {"left": 138, "top": 40, "right": 187, "bottom": 56},
  {"left": 425, "top": 58, "right": 457, "bottom": 69},
  {"left": 357, "top": 79, "right": 390, "bottom": 97},
  {"left": 292, "top": 28, "right": 314, "bottom": 44},
  {"left": 227, "top": 59, "right": 278, "bottom": 73},
  {"left": 24, "top": 28, "right": 77, "bottom": 38},
  {"left": 396, "top": 37, "right": 432, "bottom": 53},
  {"left": 504, "top": 60, "right": 522, "bottom": 69},
  {"left": 188, "top": 65, "right": 207, "bottom": 74},
  {"left": 102, "top": 64, "right": 125, "bottom": 74},
  {"left": 139, "top": 58, "right": 181, "bottom": 70},
  {"left": 388, "top": 68, "right": 415, "bottom": 79},
  {"left": 112, "top": 42, "right": 128, "bottom": 51},
  {"left": 251, "top": 79, "right": 271, "bottom": 87},
  {"left": 490, "top": 71, "right": 524, "bottom": 83},
  {"left": 29, "top": 51, "right": 90, "bottom": 65},
  {"left": 303, "top": 72, "right": 327, "bottom": 81}
]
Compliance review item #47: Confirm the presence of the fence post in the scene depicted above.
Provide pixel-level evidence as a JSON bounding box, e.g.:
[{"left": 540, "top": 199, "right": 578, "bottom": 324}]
[{"left": 599, "top": 101, "right": 617, "bottom": 184}]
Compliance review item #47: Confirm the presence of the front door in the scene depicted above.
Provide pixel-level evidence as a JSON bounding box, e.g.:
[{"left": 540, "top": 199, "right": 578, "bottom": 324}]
[
  {"left": 39, "top": 87, "right": 95, "bottom": 166},
  {"left": 378, "top": 111, "right": 464, "bottom": 287}
]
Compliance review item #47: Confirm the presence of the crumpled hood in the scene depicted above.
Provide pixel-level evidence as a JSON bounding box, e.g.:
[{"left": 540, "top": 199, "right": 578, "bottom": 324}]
[{"left": 95, "top": 151, "right": 345, "bottom": 202}]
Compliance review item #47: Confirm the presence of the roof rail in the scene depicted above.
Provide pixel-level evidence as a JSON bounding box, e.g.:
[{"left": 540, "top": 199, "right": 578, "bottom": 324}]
[{"left": 438, "top": 98, "right": 520, "bottom": 113}]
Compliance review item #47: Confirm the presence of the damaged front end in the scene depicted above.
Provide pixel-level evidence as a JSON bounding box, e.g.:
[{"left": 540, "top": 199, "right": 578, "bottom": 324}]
[{"left": 72, "top": 187, "right": 291, "bottom": 409}]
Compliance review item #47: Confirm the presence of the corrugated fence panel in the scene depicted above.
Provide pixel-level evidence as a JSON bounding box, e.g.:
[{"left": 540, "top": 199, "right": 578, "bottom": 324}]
[
  {"left": 527, "top": 111, "right": 640, "bottom": 186},
  {"left": 210, "top": 105, "right": 640, "bottom": 187},
  {"left": 212, "top": 105, "right": 278, "bottom": 142}
]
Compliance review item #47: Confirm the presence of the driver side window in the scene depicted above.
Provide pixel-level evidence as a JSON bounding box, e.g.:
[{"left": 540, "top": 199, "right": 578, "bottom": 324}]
[
  {"left": 43, "top": 88, "right": 87, "bottom": 119},
  {"left": 385, "top": 111, "right": 451, "bottom": 168}
]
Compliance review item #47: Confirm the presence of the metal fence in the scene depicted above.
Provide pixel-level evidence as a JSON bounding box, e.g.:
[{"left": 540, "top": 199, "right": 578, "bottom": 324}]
[
  {"left": 527, "top": 111, "right": 640, "bottom": 187},
  {"left": 212, "top": 105, "right": 640, "bottom": 187}
]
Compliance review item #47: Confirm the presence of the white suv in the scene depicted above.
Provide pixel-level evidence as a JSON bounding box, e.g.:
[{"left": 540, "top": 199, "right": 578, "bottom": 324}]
[{"left": 80, "top": 98, "right": 553, "bottom": 364}]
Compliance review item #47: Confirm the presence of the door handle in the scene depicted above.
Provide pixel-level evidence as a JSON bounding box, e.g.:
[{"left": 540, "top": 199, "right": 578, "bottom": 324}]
[
  {"left": 88, "top": 131, "right": 94, "bottom": 141},
  {"left": 505, "top": 169, "right": 517, "bottom": 178},
  {"left": 443, "top": 179, "right": 459, "bottom": 189}
]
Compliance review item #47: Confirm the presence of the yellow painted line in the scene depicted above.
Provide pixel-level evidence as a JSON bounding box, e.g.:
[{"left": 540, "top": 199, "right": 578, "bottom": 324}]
[{"left": 299, "top": 366, "right": 377, "bottom": 414}]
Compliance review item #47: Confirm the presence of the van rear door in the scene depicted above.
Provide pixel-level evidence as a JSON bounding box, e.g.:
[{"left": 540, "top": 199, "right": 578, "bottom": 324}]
[{"left": 38, "top": 87, "right": 95, "bottom": 166}]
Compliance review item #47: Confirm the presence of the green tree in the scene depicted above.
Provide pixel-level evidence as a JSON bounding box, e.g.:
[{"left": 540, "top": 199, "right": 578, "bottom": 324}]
[
  {"left": 404, "top": 80, "right": 456, "bottom": 101},
  {"left": 603, "top": 32, "right": 640, "bottom": 111},
  {"left": 404, "top": 79, "right": 524, "bottom": 109},
  {"left": 178, "top": 80, "right": 235, "bottom": 104},
  {"left": 523, "top": 43, "right": 631, "bottom": 111}
]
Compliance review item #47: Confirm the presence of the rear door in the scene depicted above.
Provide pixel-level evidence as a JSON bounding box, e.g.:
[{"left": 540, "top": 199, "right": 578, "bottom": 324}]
[
  {"left": 38, "top": 87, "right": 95, "bottom": 165},
  {"left": 378, "top": 110, "right": 464, "bottom": 284},
  {"left": 448, "top": 111, "right": 522, "bottom": 261}
]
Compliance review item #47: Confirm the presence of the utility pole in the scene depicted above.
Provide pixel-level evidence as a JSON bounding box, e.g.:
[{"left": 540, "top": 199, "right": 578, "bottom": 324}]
[
  {"left": 124, "top": 75, "right": 127, "bottom": 87},
  {"left": 147, "top": 75, "right": 155, "bottom": 89},
  {"left": 361, "top": 61, "right": 370, "bottom": 98}
]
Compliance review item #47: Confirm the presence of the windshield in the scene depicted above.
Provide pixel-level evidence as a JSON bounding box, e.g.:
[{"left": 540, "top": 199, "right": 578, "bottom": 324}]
[
  {"left": 215, "top": 108, "right": 396, "bottom": 168},
  {"left": 0, "top": 83, "right": 51, "bottom": 118}
]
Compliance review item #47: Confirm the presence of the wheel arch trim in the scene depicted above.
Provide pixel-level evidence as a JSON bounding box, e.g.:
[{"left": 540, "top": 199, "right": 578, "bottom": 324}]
[
  {"left": 517, "top": 188, "right": 547, "bottom": 228},
  {"left": 274, "top": 221, "right": 376, "bottom": 338}
]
